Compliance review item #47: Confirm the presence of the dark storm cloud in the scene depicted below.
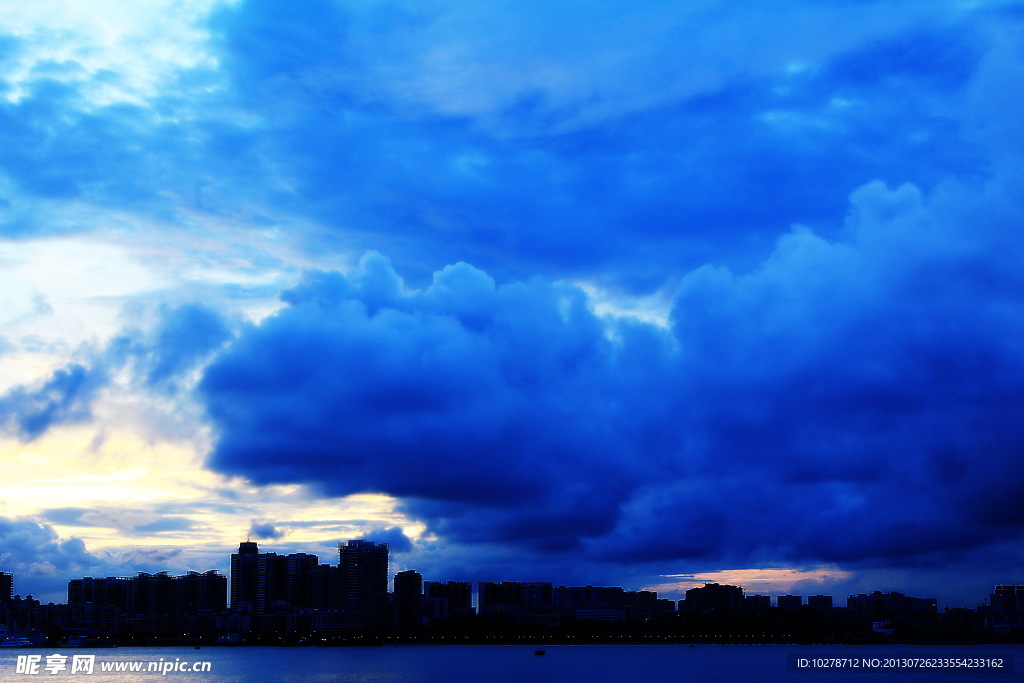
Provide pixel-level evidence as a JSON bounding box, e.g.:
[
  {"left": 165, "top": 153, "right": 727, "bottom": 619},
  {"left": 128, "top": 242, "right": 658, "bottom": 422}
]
[
  {"left": 200, "top": 163, "right": 1024, "bottom": 574},
  {"left": 202, "top": 253, "right": 658, "bottom": 550}
]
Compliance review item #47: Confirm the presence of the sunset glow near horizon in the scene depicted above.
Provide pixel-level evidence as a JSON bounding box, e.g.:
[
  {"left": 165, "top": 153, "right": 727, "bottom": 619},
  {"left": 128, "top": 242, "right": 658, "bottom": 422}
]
[{"left": 2, "top": 0, "right": 1024, "bottom": 608}]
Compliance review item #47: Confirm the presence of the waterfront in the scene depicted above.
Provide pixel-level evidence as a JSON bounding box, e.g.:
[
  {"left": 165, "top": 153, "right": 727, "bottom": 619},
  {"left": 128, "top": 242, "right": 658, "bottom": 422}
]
[{"left": 0, "top": 644, "right": 1019, "bottom": 682}]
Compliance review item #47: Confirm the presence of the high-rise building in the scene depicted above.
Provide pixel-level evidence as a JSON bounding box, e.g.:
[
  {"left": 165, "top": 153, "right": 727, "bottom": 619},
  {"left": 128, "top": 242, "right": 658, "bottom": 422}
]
[
  {"left": 0, "top": 572, "right": 13, "bottom": 603},
  {"left": 990, "top": 585, "right": 1024, "bottom": 624},
  {"left": 309, "top": 563, "right": 342, "bottom": 609},
  {"left": 230, "top": 541, "right": 259, "bottom": 612},
  {"left": 394, "top": 570, "right": 423, "bottom": 630},
  {"left": 175, "top": 571, "right": 227, "bottom": 614},
  {"left": 231, "top": 543, "right": 323, "bottom": 613},
  {"left": 808, "top": 595, "right": 833, "bottom": 611},
  {"left": 256, "top": 552, "right": 287, "bottom": 613},
  {"left": 681, "top": 583, "right": 744, "bottom": 616},
  {"left": 129, "top": 572, "right": 176, "bottom": 616},
  {"left": 846, "top": 591, "right": 937, "bottom": 623},
  {"left": 777, "top": 594, "right": 803, "bottom": 611},
  {"left": 67, "top": 576, "right": 133, "bottom": 612},
  {"left": 338, "top": 540, "right": 389, "bottom": 630},
  {"left": 552, "top": 585, "right": 661, "bottom": 620},
  {"left": 478, "top": 581, "right": 553, "bottom": 621},
  {"left": 744, "top": 594, "right": 771, "bottom": 615},
  {"left": 423, "top": 581, "right": 473, "bottom": 621},
  {"left": 69, "top": 572, "right": 224, "bottom": 616},
  {"left": 285, "top": 553, "right": 319, "bottom": 609}
]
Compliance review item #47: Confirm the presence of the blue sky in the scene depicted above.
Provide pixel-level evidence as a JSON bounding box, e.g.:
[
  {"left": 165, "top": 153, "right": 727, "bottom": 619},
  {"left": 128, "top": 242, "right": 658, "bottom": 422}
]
[{"left": 2, "top": 0, "right": 1024, "bottom": 607}]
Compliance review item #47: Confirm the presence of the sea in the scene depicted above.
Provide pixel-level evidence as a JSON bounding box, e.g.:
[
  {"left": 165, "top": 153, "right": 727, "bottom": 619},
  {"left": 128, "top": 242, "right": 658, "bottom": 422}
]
[{"left": 0, "top": 644, "right": 1019, "bottom": 682}]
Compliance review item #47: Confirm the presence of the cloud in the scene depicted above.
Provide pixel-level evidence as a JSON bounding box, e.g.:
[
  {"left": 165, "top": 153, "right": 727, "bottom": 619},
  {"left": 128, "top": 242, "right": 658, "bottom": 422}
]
[
  {"left": 39, "top": 507, "right": 202, "bottom": 537},
  {"left": 0, "top": 301, "right": 234, "bottom": 442},
  {"left": 0, "top": 0, "right": 1012, "bottom": 286},
  {"left": 119, "top": 302, "right": 234, "bottom": 391},
  {"left": 363, "top": 526, "right": 414, "bottom": 555},
  {"left": 0, "top": 517, "right": 102, "bottom": 599},
  {"left": 248, "top": 521, "right": 284, "bottom": 540},
  {"left": 189, "top": 0, "right": 1006, "bottom": 288},
  {"left": 200, "top": 160, "right": 1024, "bottom": 581},
  {"left": 202, "top": 252, "right": 659, "bottom": 551},
  {"left": 0, "top": 517, "right": 216, "bottom": 601},
  {"left": 0, "top": 363, "right": 105, "bottom": 440}
]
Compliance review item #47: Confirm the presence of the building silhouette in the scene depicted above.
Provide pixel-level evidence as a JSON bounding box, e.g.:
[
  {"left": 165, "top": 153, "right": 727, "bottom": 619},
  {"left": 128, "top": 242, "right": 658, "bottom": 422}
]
[
  {"left": 777, "top": 594, "right": 802, "bottom": 611},
  {"left": 808, "top": 595, "right": 833, "bottom": 611},
  {"left": 285, "top": 553, "right": 319, "bottom": 609},
  {"left": 681, "top": 583, "right": 743, "bottom": 616},
  {"left": 176, "top": 571, "right": 229, "bottom": 614},
  {"left": 128, "top": 572, "right": 176, "bottom": 617},
  {"left": 32, "top": 542, "right": 1023, "bottom": 644},
  {"left": 68, "top": 576, "right": 133, "bottom": 612},
  {"left": 990, "top": 585, "right": 1024, "bottom": 625},
  {"left": 338, "top": 540, "right": 389, "bottom": 630},
  {"left": 552, "top": 585, "right": 665, "bottom": 622},
  {"left": 309, "top": 562, "right": 342, "bottom": 609},
  {"left": 846, "top": 590, "right": 937, "bottom": 635},
  {"left": 394, "top": 570, "right": 423, "bottom": 630},
  {"left": 744, "top": 594, "right": 771, "bottom": 615},
  {"left": 423, "top": 580, "right": 473, "bottom": 622},
  {"left": 0, "top": 572, "right": 12, "bottom": 603},
  {"left": 66, "top": 570, "right": 225, "bottom": 636},
  {"left": 230, "top": 541, "right": 259, "bottom": 612},
  {"left": 478, "top": 581, "right": 553, "bottom": 622}
]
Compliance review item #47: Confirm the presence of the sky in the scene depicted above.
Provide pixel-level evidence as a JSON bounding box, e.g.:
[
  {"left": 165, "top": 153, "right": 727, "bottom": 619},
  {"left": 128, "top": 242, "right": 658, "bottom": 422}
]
[{"left": 1, "top": 0, "right": 1023, "bottom": 608}]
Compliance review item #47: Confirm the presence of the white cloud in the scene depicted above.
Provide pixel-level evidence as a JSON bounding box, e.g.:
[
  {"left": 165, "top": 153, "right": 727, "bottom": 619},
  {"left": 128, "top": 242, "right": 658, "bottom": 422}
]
[{"left": 0, "top": 0, "right": 225, "bottom": 106}]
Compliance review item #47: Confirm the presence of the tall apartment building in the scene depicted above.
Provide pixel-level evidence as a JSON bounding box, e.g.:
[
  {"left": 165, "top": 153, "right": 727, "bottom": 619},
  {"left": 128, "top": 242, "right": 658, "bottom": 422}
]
[
  {"left": 744, "top": 594, "right": 771, "bottom": 615},
  {"left": 175, "top": 571, "right": 228, "bottom": 614},
  {"left": 777, "top": 594, "right": 803, "bottom": 611},
  {"left": 232, "top": 541, "right": 329, "bottom": 613},
  {"left": 338, "top": 540, "right": 389, "bottom": 630},
  {"left": 68, "top": 572, "right": 225, "bottom": 616},
  {"left": 128, "top": 572, "right": 176, "bottom": 616},
  {"left": 394, "top": 570, "right": 423, "bottom": 630},
  {"left": 285, "top": 553, "right": 319, "bottom": 609},
  {"left": 67, "top": 576, "right": 133, "bottom": 611},
  {"left": 808, "top": 595, "right": 834, "bottom": 611},
  {"left": 423, "top": 581, "right": 473, "bottom": 621},
  {"left": 680, "top": 583, "right": 744, "bottom": 616},
  {"left": 478, "top": 581, "right": 553, "bottom": 621},
  {"left": 230, "top": 541, "right": 259, "bottom": 612},
  {"left": 990, "top": 585, "right": 1024, "bottom": 624}
]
